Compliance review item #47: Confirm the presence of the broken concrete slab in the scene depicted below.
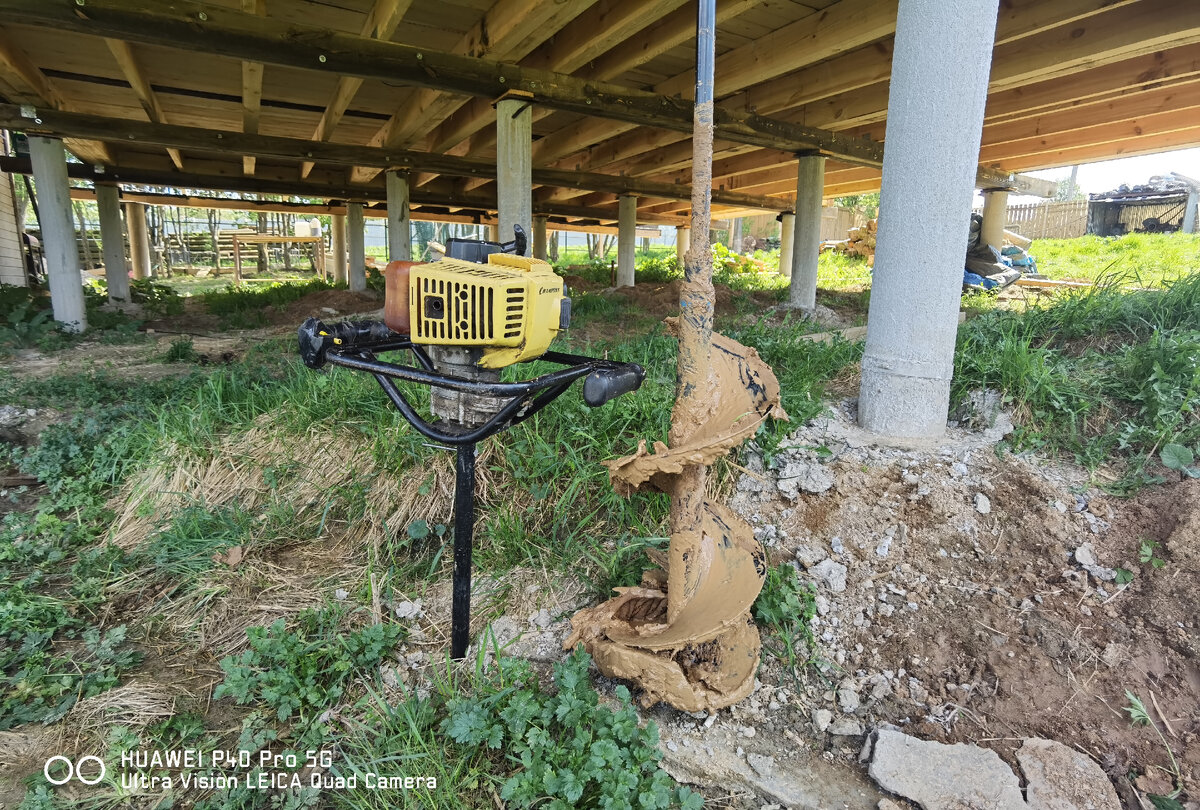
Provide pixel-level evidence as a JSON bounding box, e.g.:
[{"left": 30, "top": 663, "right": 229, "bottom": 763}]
[
  {"left": 1016, "top": 738, "right": 1121, "bottom": 810},
  {"left": 868, "top": 728, "right": 1025, "bottom": 810},
  {"left": 661, "top": 731, "right": 884, "bottom": 810},
  {"left": 776, "top": 457, "right": 836, "bottom": 500}
]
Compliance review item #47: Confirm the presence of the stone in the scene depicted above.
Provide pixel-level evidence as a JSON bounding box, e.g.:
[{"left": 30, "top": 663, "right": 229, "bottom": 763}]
[
  {"left": 776, "top": 458, "right": 835, "bottom": 500},
  {"left": 529, "top": 608, "right": 553, "bottom": 629},
  {"left": 812, "top": 709, "right": 834, "bottom": 732},
  {"left": 878, "top": 800, "right": 907, "bottom": 810},
  {"left": 828, "top": 718, "right": 865, "bottom": 736},
  {"left": 1016, "top": 737, "right": 1121, "bottom": 810},
  {"left": 393, "top": 600, "right": 423, "bottom": 620},
  {"left": 812, "top": 559, "right": 848, "bottom": 593},
  {"left": 868, "top": 728, "right": 1025, "bottom": 810},
  {"left": 974, "top": 493, "right": 992, "bottom": 515},
  {"left": 838, "top": 687, "right": 861, "bottom": 714},
  {"left": 747, "top": 753, "right": 776, "bottom": 778},
  {"left": 795, "top": 544, "right": 828, "bottom": 568},
  {"left": 1075, "top": 543, "right": 1117, "bottom": 582}
]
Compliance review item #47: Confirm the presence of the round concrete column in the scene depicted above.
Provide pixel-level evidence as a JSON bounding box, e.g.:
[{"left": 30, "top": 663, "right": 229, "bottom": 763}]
[
  {"left": 330, "top": 213, "right": 347, "bottom": 284},
  {"left": 778, "top": 212, "right": 796, "bottom": 277},
  {"left": 979, "top": 189, "right": 1009, "bottom": 249},
  {"left": 125, "top": 203, "right": 151, "bottom": 281},
  {"left": 858, "top": 0, "right": 1000, "bottom": 439},
  {"left": 787, "top": 155, "right": 825, "bottom": 310},
  {"left": 27, "top": 136, "right": 86, "bottom": 331},
  {"left": 386, "top": 170, "right": 411, "bottom": 261},
  {"left": 617, "top": 195, "right": 637, "bottom": 287},
  {"left": 532, "top": 216, "right": 548, "bottom": 260},
  {"left": 347, "top": 202, "right": 366, "bottom": 292},
  {"left": 95, "top": 183, "right": 130, "bottom": 302},
  {"left": 675, "top": 226, "right": 690, "bottom": 266}
]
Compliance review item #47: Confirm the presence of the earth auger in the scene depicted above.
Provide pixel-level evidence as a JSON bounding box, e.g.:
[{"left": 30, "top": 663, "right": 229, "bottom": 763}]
[{"left": 298, "top": 225, "right": 645, "bottom": 659}]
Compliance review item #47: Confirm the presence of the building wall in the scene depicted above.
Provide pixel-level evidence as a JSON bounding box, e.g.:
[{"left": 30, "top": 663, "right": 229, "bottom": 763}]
[{"left": 0, "top": 170, "right": 25, "bottom": 286}]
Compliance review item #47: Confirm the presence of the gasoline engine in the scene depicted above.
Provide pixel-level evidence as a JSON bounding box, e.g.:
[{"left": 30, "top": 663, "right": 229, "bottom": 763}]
[{"left": 298, "top": 226, "right": 644, "bottom": 658}]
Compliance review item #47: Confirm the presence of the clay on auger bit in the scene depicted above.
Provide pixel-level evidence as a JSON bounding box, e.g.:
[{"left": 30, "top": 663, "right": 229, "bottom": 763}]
[{"left": 565, "top": 319, "right": 788, "bottom": 712}]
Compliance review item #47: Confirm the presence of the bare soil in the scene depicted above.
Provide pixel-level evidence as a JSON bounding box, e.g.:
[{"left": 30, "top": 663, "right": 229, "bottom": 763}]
[{"left": 709, "top": 403, "right": 1198, "bottom": 805}]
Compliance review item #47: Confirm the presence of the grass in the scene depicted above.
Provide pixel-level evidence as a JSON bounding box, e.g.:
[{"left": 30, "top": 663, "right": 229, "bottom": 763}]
[
  {"left": 4, "top": 232, "right": 1195, "bottom": 807},
  {"left": 953, "top": 271, "right": 1200, "bottom": 489},
  {"left": 1030, "top": 233, "right": 1200, "bottom": 286}
]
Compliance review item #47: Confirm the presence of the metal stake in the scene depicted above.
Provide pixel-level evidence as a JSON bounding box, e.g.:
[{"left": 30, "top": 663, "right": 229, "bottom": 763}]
[{"left": 450, "top": 441, "right": 476, "bottom": 659}]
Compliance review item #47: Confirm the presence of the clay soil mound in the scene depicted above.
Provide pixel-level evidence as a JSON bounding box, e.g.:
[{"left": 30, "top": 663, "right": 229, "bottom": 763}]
[
  {"left": 279, "top": 289, "right": 382, "bottom": 325},
  {"left": 721, "top": 405, "right": 1200, "bottom": 802},
  {"left": 609, "top": 279, "right": 779, "bottom": 319}
]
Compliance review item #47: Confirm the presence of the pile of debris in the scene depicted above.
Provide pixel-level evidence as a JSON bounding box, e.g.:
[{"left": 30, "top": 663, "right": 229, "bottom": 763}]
[
  {"left": 963, "top": 213, "right": 1038, "bottom": 293},
  {"left": 821, "top": 219, "right": 876, "bottom": 261}
]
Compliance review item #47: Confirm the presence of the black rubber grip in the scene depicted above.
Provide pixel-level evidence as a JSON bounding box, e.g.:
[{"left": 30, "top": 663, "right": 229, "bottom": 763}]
[{"left": 582, "top": 364, "right": 645, "bottom": 407}]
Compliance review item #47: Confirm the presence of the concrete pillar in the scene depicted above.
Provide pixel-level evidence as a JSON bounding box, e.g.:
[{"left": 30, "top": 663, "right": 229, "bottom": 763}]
[
  {"left": 858, "top": 0, "right": 999, "bottom": 440},
  {"left": 980, "top": 189, "right": 1009, "bottom": 249},
  {"left": 727, "top": 217, "right": 742, "bottom": 251},
  {"left": 1184, "top": 191, "right": 1198, "bottom": 233},
  {"left": 386, "top": 171, "right": 411, "bottom": 261},
  {"left": 496, "top": 95, "right": 532, "bottom": 252},
  {"left": 28, "top": 136, "right": 86, "bottom": 331},
  {"left": 347, "top": 202, "right": 366, "bottom": 292},
  {"left": 787, "top": 156, "right": 826, "bottom": 309},
  {"left": 778, "top": 212, "right": 796, "bottom": 277},
  {"left": 532, "top": 215, "right": 548, "bottom": 260},
  {"left": 675, "top": 226, "right": 690, "bottom": 266},
  {"left": 330, "top": 213, "right": 347, "bottom": 284},
  {"left": 95, "top": 184, "right": 130, "bottom": 302},
  {"left": 617, "top": 195, "right": 637, "bottom": 287},
  {"left": 126, "top": 203, "right": 151, "bottom": 281}
]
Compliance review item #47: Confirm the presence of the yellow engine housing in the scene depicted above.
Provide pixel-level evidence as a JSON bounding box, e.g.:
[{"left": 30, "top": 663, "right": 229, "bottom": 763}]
[{"left": 409, "top": 253, "right": 567, "bottom": 369}]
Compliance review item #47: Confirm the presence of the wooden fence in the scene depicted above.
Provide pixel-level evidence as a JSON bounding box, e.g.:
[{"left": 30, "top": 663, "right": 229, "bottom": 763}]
[{"left": 972, "top": 199, "right": 1088, "bottom": 240}]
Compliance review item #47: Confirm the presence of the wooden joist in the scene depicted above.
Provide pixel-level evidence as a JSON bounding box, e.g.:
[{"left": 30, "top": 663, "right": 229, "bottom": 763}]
[
  {"left": 300, "top": 0, "right": 415, "bottom": 178},
  {"left": 0, "top": 155, "right": 690, "bottom": 226},
  {"left": 103, "top": 38, "right": 184, "bottom": 169},
  {"left": 0, "top": 104, "right": 790, "bottom": 211},
  {"left": 0, "top": 0, "right": 886, "bottom": 168}
]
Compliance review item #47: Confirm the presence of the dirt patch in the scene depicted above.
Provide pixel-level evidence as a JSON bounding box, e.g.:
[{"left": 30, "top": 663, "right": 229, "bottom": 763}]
[
  {"left": 607, "top": 280, "right": 781, "bottom": 322},
  {"left": 278, "top": 289, "right": 382, "bottom": 324},
  {"left": 707, "top": 402, "right": 1197, "bottom": 804}
]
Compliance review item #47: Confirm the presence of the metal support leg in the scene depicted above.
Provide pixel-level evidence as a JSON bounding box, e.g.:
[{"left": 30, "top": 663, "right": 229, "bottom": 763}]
[{"left": 451, "top": 442, "right": 476, "bottom": 659}]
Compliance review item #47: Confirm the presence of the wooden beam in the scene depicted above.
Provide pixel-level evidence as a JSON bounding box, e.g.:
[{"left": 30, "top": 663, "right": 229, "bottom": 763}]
[
  {"left": 0, "top": 25, "right": 111, "bottom": 165},
  {"left": 985, "top": 44, "right": 1200, "bottom": 125},
  {"left": 426, "top": 0, "right": 696, "bottom": 155},
  {"left": 0, "top": 0, "right": 885, "bottom": 168},
  {"left": 300, "top": 0, "right": 415, "bottom": 178},
  {"left": 240, "top": 0, "right": 266, "bottom": 175},
  {"left": 443, "top": 0, "right": 760, "bottom": 167},
  {"left": 0, "top": 104, "right": 787, "bottom": 211},
  {"left": 350, "top": 0, "right": 597, "bottom": 185},
  {"left": 980, "top": 106, "right": 1200, "bottom": 164},
  {"left": 103, "top": 38, "right": 183, "bottom": 169},
  {"left": 538, "top": 0, "right": 1200, "bottom": 183},
  {"left": 983, "top": 80, "right": 1200, "bottom": 149},
  {"left": 0, "top": 154, "right": 687, "bottom": 225}
]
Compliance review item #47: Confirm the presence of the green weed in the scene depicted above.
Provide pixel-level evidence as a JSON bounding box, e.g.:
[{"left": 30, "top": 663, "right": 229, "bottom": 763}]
[
  {"left": 1124, "top": 690, "right": 1184, "bottom": 808},
  {"left": 214, "top": 609, "right": 404, "bottom": 741},
  {"left": 164, "top": 336, "right": 200, "bottom": 363},
  {"left": 753, "top": 564, "right": 817, "bottom": 683}
]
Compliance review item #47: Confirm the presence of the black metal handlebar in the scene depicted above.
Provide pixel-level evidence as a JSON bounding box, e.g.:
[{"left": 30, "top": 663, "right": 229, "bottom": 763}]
[{"left": 297, "top": 315, "right": 644, "bottom": 659}]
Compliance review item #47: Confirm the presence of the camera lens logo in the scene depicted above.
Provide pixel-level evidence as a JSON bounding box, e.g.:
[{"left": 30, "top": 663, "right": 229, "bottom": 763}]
[{"left": 44, "top": 756, "right": 106, "bottom": 786}]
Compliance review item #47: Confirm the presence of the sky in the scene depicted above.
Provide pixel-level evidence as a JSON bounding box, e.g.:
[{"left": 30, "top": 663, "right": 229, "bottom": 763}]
[{"left": 1004, "top": 146, "right": 1200, "bottom": 204}]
